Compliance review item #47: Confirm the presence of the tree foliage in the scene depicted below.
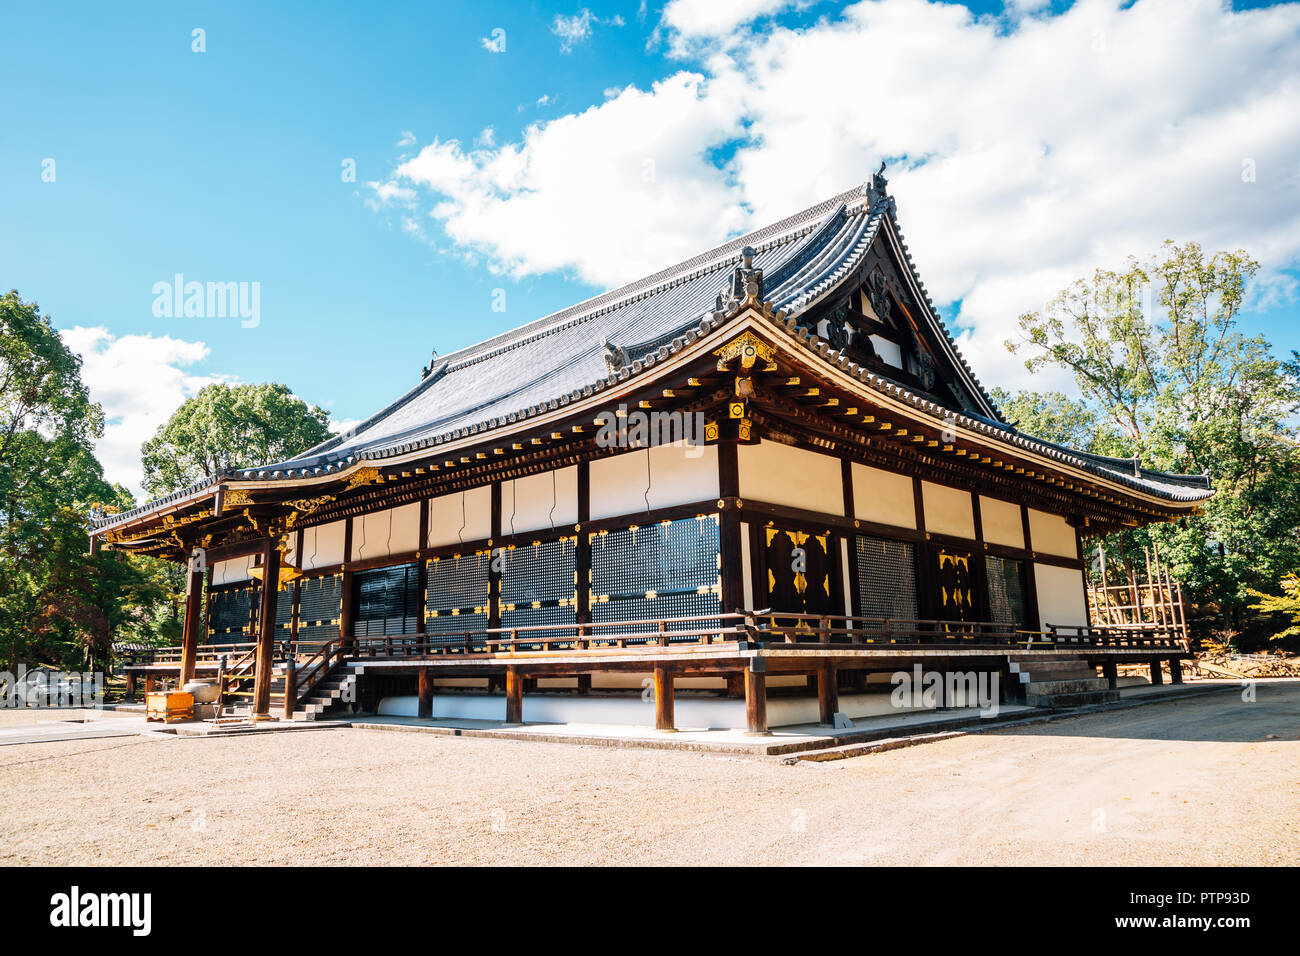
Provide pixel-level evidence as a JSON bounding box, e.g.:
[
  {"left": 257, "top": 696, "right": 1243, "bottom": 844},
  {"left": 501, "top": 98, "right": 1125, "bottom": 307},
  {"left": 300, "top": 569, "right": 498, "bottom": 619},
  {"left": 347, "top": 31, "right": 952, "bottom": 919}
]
[
  {"left": 0, "top": 292, "right": 173, "bottom": 671},
  {"left": 1005, "top": 243, "right": 1300, "bottom": 644},
  {"left": 140, "top": 382, "right": 331, "bottom": 497}
]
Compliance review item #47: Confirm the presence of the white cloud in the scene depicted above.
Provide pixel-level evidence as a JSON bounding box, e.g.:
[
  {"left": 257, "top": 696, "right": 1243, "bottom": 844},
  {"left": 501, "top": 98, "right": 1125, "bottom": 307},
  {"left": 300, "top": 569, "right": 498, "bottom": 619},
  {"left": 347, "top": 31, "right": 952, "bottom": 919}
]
[
  {"left": 59, "top": 327, "right": 228, "bottom": 498},
  {"left": 387, "top": 72, "right": 751, "bottom": 285},
  {"left": 536, "top": 94, "right": 552, "bottom": 107},
  {"left": 481, "top": 29, "right": 507, "bottom": 54},
  {"left": 380, "top": 0, "right": 1300, "bottom": 394},
  {"left": 661, "top": 0, "right": 797, "bottom": 40},
  {"left": 396, "top": 130, "right": 417, "bottom": 147},
  {"left": 552, "top": 10, "right": 595, "bottom": 53}
]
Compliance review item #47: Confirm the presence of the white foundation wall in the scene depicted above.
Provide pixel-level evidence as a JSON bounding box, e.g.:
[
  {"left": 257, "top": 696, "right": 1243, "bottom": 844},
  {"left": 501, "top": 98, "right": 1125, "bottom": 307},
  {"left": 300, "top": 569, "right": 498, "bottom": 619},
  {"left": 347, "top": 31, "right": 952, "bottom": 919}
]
[
  {"left": 353, "top": 501, "right": 421, "bottom": 561},
  {"left": 428, "top": 486, "right": 492, "bottom": 549},
  {"left": 1035, "top": 563, "right": 1089, "bottom": 627},
  {"left": 851, "top": 463, "right": 915, "bottom": 529},
  {"left": 589, "top": 442, "right": 719, "bottom": 520},
  {"left": 979, "top": 496, "right": 1024, "bottom": 549},
  {"left": 377, "top": 687, "right": 967, "bottom": 730},
  {"left": 738, "top": 441, "right": 843, "bottom": 515},
  {"left": 298, "top": 519, "right": 347, "bottom": 570},
  {"left": 211, "top": 555, "right": 254, "bottom": 585},
  {"left": 921, "top": 481, "right": 975, "bottom": 539},
  {"left": 1028, "top": 508, "right": 1078, "bottom": 558},
  {"left": 502, "top": 466, "right": 578, "bottom": 534}
]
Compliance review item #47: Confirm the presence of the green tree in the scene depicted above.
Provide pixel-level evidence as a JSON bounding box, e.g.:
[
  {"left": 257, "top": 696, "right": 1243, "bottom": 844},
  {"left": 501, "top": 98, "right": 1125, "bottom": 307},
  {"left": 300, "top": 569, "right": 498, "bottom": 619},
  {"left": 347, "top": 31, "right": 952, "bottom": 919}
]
[
  {"left": 0, "top": 292, "right": 171, "bottom": 670},
  {"left": 140, "top": 382, "right": 331, "bottom": 497},
  {"left": 1005, "top": 243, "right": 1300, "bottom": 641}
]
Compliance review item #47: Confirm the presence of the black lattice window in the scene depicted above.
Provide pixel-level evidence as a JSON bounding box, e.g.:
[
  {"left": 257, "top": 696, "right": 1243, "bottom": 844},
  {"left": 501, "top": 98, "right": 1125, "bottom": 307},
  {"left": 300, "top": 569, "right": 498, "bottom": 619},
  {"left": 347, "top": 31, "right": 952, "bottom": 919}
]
[
  {"left": 855, "top": 535, "right": 918, "bottom": 620},
  {"left": 207, "top": 583, "right": 255, "bottom": 642},
  {"left": 986, "top": 556, "right": 1026, "bottom": 628},
  {"left": 590, "top": 515, "right": 721, "bottom": 637},
  {"left": 354, "top": 563, "right": 421, "bottom": 637},
  {"left": 297, "top": 573, "right": 342, "bottom": 647},
  {"left": 276, "top": 581, "right": 294, "bottom": 637},
  {"left": 426, "top": 551, "right": 490, "bottom": 637},
  {"left": 501, "top": 537, "right": 576, "bottom": 632}
]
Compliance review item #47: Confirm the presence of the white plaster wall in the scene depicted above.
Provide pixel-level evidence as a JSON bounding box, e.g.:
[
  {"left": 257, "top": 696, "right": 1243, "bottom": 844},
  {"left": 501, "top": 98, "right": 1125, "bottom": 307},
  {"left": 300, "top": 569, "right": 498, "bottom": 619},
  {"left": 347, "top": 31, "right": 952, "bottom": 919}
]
[
  {"left": 502, "top": 466, "right": 579, "bottom": 535},
  {"left": 1028, "top": 508, "right": 1078, "bottom": 558},
  {"left": 980, "top": 496, "right": 1024, "bottom": 549},
  {"left": 428, "top": 486, "right": 493, "bottom": 549},
  {"left": 852, "top": 462, "right": 915, "bottom": 529},
  {"left": 740, "top": 521, "right": 754, "bottom": 609},
  {"left": 589, "top": 443, "right": 719, "bottom": 520},
  {"left": 212, "top": 555, "right": 253, "bottom": 585},
  {"left": 299, "top": 519, "right": 347, "bottom": 570},
  {"left": 353, "top": 501, "right": 421, "bottom": 561},
  {"left": 922, "top": 481, "right": 975, "bottom": 539},
  {"left": 1035, "top": 563, "right": 1089, "bottom": 627},
  {"left": 738, "top": 441, "right": 843, "bottom": 515}
]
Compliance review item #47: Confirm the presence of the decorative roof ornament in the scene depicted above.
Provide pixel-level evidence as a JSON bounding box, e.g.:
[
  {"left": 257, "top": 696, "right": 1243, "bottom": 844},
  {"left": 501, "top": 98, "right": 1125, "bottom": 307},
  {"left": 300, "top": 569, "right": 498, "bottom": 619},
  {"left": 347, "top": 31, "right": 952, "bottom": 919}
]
[
  {"left": 715, "top": 245, "right": 768, "bottom": 319},
  {"left": 864, "top": 160, "right": 895, "bottom": 215},
  {"left": 600, "top": 337, "right": 630, "bottom": 373}
]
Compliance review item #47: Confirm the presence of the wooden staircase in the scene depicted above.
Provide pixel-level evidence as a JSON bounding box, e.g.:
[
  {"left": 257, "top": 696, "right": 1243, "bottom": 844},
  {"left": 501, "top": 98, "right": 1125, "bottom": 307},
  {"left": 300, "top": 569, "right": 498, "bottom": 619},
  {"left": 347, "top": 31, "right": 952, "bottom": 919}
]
[
  {"left": 1008, "top": 657, "right": 1119, "bottom": 709},
  {"left": 290, "top": 664, "right": 357, "bottom": 721}
]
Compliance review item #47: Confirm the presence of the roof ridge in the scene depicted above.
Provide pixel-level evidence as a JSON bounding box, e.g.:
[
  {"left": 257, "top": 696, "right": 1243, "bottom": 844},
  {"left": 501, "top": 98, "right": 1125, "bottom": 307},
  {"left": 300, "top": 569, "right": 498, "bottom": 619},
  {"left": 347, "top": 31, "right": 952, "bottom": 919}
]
[{"left": 437, "top": 183, "right": 868, "bottom": 371}]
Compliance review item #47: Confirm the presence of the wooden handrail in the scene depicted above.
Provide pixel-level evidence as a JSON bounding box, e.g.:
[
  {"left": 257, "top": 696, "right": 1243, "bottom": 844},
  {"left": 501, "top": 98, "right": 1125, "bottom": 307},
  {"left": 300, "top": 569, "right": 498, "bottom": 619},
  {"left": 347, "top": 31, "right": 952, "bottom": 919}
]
[{"left": 142, "top": 611, "right": 1188, "bottom": 671}]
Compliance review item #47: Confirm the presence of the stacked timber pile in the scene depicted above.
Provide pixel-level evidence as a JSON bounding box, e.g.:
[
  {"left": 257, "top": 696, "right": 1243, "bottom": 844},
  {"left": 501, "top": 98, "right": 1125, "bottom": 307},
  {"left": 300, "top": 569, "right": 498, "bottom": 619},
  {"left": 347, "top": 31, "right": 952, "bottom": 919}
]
[{"left": 1187, "top": 653, "right": 1300, "bottom": 680}]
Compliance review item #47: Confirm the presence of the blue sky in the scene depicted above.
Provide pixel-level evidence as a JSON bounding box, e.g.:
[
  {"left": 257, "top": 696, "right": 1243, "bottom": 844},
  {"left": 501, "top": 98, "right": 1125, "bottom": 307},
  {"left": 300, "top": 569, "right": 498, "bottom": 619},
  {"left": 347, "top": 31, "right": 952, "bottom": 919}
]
[{"left": 3, "top": 0, "right": 1298, "bottom": 494}]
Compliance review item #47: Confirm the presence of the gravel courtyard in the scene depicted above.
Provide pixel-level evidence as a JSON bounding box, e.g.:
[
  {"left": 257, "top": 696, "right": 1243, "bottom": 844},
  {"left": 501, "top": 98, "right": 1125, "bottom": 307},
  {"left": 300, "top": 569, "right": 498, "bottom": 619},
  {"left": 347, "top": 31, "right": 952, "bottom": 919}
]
[{"left": 2, "top": 682, "right": 1297, "bottom": 866}]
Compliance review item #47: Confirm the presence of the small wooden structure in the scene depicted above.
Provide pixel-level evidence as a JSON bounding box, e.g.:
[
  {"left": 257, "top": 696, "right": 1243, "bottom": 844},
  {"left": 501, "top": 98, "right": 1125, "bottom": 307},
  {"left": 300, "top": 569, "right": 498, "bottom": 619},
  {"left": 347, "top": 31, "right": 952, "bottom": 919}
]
[{"left": 1087, "top": 541, "right": 1187, "bottom": 642}]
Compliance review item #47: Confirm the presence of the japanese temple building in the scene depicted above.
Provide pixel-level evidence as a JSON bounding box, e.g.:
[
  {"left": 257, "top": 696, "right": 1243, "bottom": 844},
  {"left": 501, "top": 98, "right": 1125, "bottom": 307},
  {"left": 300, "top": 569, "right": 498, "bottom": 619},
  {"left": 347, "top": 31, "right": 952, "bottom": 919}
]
[{"left": 94, "top": 168, "right": 1212, "bottom": 732}]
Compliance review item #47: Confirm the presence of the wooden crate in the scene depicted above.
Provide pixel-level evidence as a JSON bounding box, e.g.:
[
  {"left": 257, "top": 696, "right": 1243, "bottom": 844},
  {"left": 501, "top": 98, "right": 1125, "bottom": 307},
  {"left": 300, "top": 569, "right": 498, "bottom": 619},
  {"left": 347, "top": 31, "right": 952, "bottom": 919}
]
[{"left": 146, "top": 691, "right": 194, "bottom": 723}]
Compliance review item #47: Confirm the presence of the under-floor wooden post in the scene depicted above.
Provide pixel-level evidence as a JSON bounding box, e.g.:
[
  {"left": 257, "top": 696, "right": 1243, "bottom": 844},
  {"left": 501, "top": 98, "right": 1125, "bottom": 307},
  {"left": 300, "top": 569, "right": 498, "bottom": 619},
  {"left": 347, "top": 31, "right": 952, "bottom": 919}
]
[
  {"left": 654, "top": 664, "right": 675, "bottom": 731},
  {"left": 417, "top": 668, "right": 433, "bottom": 718},
  {"left": 1149, "top": 659, "right": 1164, "bottom": 685},
  {"left": 179, "top": 563, "right": 204, "bottom": 687},
  {"left": 817, "top": 664, "right": 838, "bottom": 725},
  {"left": 744, "top": 662, "right": 768, "bottom": 735},
  {"left": 576, "top": 674, "right": 591, "bottom": 695},
  {"left": 725, "top": 673, "right": 744, "bottom": 697},
  {"left": 125, "top": 671, "right": 137, "bottom": 700},
  {"left": 1102, "top": 660, "right": 1118, "bottom": 690},
  {"left": 283, "top": 656, "right": 297, "bottom": 720},
  {"left": 1169, "top": 657, "right": 1183, "bottom": 685},
  {"left": 505, "top": 667, "right": 524, "bottom": 724},
  {"left": 145, "top": 674, "right": 156, "bottom": 695}
]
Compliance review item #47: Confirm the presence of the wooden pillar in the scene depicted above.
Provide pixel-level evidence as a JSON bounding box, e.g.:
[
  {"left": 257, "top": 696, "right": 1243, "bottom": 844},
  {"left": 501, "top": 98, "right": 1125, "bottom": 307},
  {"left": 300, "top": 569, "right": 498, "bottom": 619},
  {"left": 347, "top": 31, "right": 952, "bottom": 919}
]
[
  {"left": 282, "top": 655, "right": 297, "bottom": 720},
  {"left": 417, "top": 668, "right": 433, "bottom": 718},
  {"left": 576, "top": 673, "right": 591, "bottom": 695},
  {"left": 744, "top": 660, "right": 768, "bottom": 735},
  {"left": 1102, "top": 659, "right": 1118, "bottom": 690},
  {"left": 252, "top": 537, "right": 280, "bottom": 717},
  {"left": 1169, "top": 657, "right": 1184, "bottom": 685},
  {"left": 178, "top": 562, "right": 204, "bottom": 686},
  {"left": 504, "top": 667, "right": 523, "bottom": 724},
  {"left": 718, "top": 443, "right": 745, "bottom": 614},
  {"left": 340, "top": 517, "right": 355, "bottom": 651},
  {"left": 1021, "top": 505, "right": 1041, "bottom": 631},
  {"left": 145, "top": 673, "right": 156, "bottom": 695},
  {"left": 125, "top": 671, "right": 137, "bottom": 699},
  {"left": 725, "top": 673, "right": 744, "bottom": 698},
  {"left": 654, "top": 664, "right": 675, "bottom": 732},
  {"left": 1149, "top": 659, "right": 1164, "bottom": 685},
  {"left": 416, "top": 500, "right": 429, "bottom": 636},
  {"left": 817, "top": 664, "right": 838, "bottom": 725},
  {"left": 488, "top": 483, "right": 502, "bottom": 632},
  {"left": 575, "top": 462, "right": 591, "bottom": 639}
]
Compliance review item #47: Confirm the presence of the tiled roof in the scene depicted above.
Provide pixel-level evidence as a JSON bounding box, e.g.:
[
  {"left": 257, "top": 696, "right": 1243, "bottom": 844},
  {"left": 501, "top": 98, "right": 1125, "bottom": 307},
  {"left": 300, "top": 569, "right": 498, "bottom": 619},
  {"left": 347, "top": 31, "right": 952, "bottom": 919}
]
[{"left": 90, "top": 177, "right": 1211, "bottom": 531}]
